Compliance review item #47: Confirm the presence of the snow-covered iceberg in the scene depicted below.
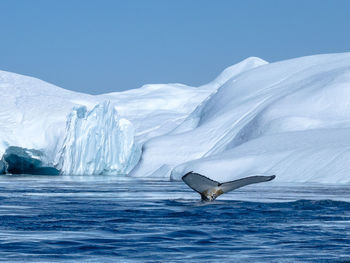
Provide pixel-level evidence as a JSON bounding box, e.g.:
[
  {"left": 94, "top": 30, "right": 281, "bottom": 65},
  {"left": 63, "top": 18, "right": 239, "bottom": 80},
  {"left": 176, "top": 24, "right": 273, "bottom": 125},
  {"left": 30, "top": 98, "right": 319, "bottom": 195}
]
[
  {"left": 131, "top": 53, "right": 350, "bottom": 184},
  {"left": 0, "top": 56, "right": 264, "bottom": 176},
  {"left": 2, "top": 53, "right": 350, "bottom": 184}
]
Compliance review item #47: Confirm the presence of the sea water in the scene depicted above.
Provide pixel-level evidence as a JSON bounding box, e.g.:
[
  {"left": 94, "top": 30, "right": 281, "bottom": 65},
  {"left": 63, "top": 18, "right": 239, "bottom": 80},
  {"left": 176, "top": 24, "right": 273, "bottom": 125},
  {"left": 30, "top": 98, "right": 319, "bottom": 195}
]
[{"left": 0, "top": 175, "right": 349, "bottom": 262}]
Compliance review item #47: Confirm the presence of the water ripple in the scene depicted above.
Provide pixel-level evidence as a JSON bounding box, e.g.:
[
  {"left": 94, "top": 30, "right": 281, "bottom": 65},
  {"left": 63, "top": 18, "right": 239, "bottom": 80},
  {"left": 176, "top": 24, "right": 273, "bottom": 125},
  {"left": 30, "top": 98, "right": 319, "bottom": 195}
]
[{"left": 0, "top": 176, "right": 349, "bottom": 262}]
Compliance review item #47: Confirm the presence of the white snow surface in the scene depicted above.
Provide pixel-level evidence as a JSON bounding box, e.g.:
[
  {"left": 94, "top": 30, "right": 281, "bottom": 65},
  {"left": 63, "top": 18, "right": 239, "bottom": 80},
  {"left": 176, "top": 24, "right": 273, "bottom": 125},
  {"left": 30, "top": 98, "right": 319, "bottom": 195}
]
[
  {"left": 0, "top": 57, "right": 265, "bottom": 175},
  {"left": 3, "top": 53, "right": 350, "bottom": 184},
  {"left": 131, "top": 53, "right": 350, "bottom": 184}
]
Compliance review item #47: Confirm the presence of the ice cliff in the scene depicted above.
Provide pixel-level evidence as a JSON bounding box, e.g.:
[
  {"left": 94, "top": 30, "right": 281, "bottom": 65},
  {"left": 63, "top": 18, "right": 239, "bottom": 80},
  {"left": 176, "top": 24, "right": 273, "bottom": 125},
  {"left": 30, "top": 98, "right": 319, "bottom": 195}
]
[{"left": 57, "top": 101, "right": 140, "bottom": 175}]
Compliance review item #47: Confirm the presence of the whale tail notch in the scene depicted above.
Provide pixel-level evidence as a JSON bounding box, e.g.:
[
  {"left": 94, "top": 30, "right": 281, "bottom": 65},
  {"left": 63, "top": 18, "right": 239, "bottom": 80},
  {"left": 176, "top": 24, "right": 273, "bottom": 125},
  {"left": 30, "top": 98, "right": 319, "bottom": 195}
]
[{"left": 182, "top": 172, "right": 276, "bottom": 201}]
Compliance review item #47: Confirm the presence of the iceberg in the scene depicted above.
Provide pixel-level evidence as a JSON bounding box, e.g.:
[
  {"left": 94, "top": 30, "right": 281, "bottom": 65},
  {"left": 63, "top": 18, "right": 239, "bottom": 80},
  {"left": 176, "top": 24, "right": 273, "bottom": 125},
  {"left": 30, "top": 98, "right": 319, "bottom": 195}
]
[
  {"left": 0, "top": 57, "right": 262, "bottom": 176},
  {"left": 57, "top": 101, "right": 140, "bottom": 175},
  {"left": 130, "top": 53, "right": 350, "bottom": 184},
  {"left": 2, "top": 53, "right": 350, "bottom": 184}
]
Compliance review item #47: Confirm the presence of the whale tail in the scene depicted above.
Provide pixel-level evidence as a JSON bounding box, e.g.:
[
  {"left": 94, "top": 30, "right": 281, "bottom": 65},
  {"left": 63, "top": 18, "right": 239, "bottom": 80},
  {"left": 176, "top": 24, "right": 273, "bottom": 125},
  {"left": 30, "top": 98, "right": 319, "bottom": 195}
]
[{"left": 182, "top": 172, "right": 276, "bottom": 201}]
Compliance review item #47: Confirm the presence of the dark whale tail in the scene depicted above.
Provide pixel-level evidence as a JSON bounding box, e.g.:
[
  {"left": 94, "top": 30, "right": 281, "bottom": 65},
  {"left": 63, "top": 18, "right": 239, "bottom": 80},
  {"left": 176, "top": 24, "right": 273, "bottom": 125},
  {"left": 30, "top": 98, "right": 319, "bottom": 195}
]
[{"left": 182, "top": 172, "right": 276, "bottom": 201}]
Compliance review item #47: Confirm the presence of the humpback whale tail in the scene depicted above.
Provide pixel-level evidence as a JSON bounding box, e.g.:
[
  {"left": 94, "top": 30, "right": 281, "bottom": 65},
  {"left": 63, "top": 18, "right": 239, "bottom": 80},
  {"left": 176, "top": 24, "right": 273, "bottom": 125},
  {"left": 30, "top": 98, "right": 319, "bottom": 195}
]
[{"left": 182, "top": 172, "right": 276, "bottom": 201}]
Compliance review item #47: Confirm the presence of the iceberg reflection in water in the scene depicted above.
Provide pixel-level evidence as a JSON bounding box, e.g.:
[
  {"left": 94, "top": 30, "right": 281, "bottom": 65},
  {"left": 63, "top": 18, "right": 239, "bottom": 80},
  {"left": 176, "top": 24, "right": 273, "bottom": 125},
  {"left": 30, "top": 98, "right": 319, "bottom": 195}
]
[{"left": 0, "top": 175, "right": 349, "bottom": 262}]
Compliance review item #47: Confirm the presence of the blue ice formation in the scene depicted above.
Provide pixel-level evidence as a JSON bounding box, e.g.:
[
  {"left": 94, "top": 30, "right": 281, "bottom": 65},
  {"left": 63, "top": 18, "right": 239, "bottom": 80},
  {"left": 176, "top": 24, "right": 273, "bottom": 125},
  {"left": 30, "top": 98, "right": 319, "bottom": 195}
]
[
  {"left": 2, "top": 146, "right": 59, "bottom": 175},
  {"left": 56, "top": 101, "right": 140, "bottom": 175}
]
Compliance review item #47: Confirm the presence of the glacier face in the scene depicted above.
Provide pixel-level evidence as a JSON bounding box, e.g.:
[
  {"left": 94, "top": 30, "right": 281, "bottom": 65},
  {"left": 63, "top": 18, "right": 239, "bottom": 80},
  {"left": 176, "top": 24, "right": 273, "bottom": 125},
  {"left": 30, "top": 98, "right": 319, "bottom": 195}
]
[{"left": 57, "top": 101, "right": 140, "bottom": 175}]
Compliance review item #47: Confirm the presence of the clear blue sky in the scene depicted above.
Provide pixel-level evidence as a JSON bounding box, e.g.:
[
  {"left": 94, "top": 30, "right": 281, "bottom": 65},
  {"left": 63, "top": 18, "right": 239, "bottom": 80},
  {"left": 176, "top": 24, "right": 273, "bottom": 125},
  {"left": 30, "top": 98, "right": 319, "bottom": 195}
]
[{"left": 0, "top": 0, "right": 349, "bottom": 94}]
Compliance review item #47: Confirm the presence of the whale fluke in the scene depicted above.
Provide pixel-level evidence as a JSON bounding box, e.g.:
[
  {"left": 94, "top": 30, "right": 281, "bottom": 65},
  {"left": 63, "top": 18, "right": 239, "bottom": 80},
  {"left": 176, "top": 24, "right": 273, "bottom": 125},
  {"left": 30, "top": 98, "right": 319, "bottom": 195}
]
[{"left": 182, "top": 172, "right": 276, "bottom": 201}]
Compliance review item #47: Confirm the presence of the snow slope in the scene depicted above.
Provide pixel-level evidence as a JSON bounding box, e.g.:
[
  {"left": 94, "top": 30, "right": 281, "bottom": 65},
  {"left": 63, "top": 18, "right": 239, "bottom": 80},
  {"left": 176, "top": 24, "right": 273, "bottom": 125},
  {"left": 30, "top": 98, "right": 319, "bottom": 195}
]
[
  {"left": 131, "top": 53, "right": 350, "bottom": 183},
  {"left": 100, "top": 57, "right": 267, "bottom": 143},
  {"left": 0, "top": 57, "right": 266, "bottom": 175},
  {"left": 0, "top": 70, "right": 95, "bottom": 161},
  {"left": 3, "top": 53, "right": 350, "bottom": 183}
]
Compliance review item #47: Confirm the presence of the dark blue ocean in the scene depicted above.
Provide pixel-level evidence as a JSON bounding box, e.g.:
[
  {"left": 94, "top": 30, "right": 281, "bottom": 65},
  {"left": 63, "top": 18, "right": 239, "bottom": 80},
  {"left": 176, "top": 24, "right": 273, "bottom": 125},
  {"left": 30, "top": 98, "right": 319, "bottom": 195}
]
[{"left": 0, "top": 175, "right": 349, "bottom": 262}]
